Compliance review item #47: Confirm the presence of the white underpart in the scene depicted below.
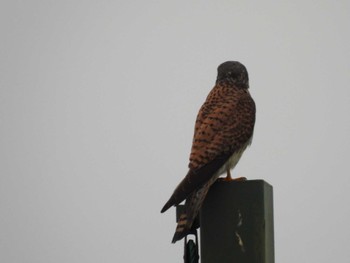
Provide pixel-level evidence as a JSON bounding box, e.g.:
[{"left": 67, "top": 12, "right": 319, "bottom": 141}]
[{"left": 216, "top": 136, "right": 253, "bottom": 177}]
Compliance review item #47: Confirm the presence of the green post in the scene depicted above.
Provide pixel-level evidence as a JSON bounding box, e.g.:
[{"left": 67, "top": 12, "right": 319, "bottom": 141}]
[{"left": 200, "top": 180, "right": 274, "bottom": 263}]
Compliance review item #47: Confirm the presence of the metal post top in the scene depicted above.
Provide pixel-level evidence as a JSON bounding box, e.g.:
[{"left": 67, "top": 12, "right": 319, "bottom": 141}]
[{"left": 200, "top": 178, "right": 274, "bottom": 263}]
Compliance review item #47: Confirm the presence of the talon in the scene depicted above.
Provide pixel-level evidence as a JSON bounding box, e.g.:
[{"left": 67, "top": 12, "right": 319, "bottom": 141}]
[
  {"left": 233, "top": 177, "right": 247, "bottom": 181},
  {"left": 217, "top": 169, "right": 247, "bottom": 182}
]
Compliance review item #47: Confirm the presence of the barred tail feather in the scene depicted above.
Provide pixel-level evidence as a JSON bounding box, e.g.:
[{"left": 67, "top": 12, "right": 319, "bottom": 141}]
[
  {"left": 171, "top": 172, "right": 220, "bottom": 243},
  {"left": 172, "top": 213, "right": 191, "bottom": 243}
]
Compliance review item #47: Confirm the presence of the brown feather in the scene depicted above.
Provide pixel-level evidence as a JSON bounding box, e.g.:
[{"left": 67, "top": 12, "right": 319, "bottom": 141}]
[
  {"left": 161, "top": 61, "right": 256, "bottom": 243},
  {"left": 189, "top": 84, "right": 255, "bottom": 170}
]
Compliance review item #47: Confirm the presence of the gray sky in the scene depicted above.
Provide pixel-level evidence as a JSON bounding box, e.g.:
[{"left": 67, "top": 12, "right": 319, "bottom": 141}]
[{"left": 1, "top": 1, "right": 350, "bottom": 262}]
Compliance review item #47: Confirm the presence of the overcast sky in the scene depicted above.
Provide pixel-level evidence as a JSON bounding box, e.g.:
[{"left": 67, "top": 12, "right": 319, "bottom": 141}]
[{"left": 1, "top": 1, "right": 350, "bottom": 262}]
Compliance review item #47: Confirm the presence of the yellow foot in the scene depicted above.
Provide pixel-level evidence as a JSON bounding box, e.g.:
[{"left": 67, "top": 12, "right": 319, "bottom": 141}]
[
  {"left": 232, "top": 176, "right": 247, "bottom": 181},
  {"left": 217, "top": 168, "right": 248, "bottom": 182},
  {"left": 217, "top": 176, "right": 247, "bottom": 182}
]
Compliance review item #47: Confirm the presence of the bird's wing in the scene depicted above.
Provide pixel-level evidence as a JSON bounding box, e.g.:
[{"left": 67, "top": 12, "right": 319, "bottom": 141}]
[
  {"left": 161, "top": 86, "right": 255, "bottom": 213},
  {"left": 190, "top": 88, "right": 256, "bottom": 170}
]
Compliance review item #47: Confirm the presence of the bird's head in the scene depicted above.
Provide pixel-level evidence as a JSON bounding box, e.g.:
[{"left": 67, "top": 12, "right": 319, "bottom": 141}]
[{"left": 216, "top": 61, "right": 249, "bottom": 89}]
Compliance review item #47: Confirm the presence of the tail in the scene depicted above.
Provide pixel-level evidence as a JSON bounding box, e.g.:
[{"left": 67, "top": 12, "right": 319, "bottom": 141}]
[
  {"left": 171, "top": 181, "right": 213, "bottom": 243},
  {"left": 172, "top": 213, "right": 192, "bottom": 243}
]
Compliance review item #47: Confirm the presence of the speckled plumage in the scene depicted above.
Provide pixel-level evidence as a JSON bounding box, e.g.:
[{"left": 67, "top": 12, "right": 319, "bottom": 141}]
[{"left": 161, "top": 61, "right": 256, "bottom": 243}]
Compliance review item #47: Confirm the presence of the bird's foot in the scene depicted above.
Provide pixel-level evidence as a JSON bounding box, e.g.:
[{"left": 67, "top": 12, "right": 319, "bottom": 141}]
[
  {"left": 218, "top": 176, "right": 247, "bottom": 182},
  {"left": 232, "top": 176, "right": 247, "bottom": 181}
]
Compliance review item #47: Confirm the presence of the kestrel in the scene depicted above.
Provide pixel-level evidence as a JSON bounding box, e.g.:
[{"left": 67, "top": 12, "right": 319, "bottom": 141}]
[{"left": 161, "top": 61, "right": 256, "bottom": 243}]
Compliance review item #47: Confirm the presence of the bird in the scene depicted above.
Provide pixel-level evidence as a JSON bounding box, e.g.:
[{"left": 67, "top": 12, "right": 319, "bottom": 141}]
[{"left": 161, "top": 61, "right": 256, "bottom": 243}]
